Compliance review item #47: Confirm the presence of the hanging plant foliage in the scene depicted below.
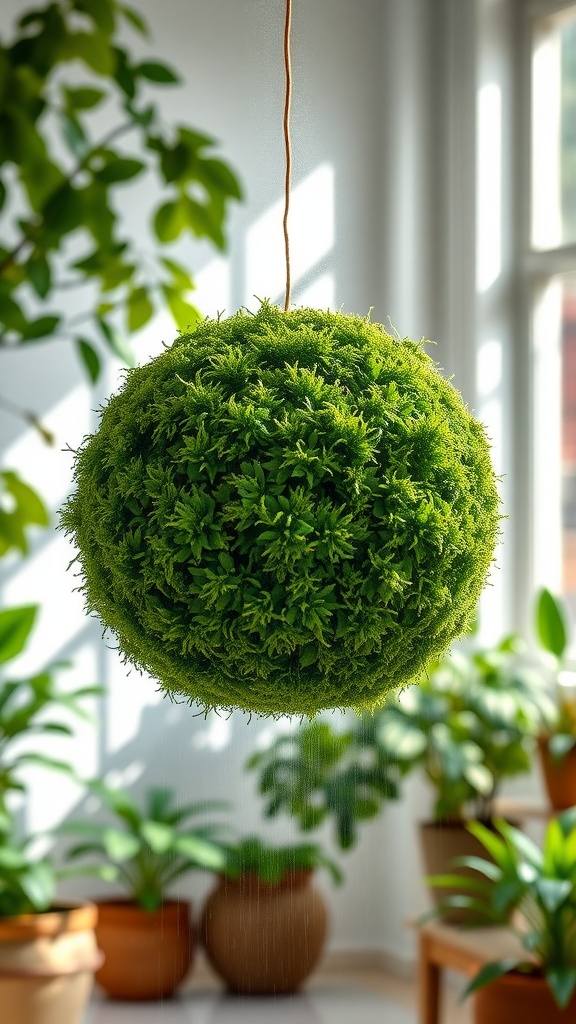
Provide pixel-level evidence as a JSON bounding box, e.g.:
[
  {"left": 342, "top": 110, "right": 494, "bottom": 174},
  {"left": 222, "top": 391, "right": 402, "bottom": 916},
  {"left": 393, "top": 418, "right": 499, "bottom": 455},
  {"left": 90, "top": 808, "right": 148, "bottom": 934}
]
[{"left": 62, "top": 303, "right": 499, "bottom": 716}]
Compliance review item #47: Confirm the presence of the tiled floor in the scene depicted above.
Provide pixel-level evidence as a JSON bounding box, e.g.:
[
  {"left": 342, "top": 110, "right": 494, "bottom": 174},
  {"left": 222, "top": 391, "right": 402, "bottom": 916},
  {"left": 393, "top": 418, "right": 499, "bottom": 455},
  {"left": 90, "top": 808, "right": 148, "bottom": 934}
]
[
  {"left": 85, "top": 987, "right": 415, "bottom": 1024},
  {"left": 84, "top": 968, "right": 472, "bottom": 1024}
]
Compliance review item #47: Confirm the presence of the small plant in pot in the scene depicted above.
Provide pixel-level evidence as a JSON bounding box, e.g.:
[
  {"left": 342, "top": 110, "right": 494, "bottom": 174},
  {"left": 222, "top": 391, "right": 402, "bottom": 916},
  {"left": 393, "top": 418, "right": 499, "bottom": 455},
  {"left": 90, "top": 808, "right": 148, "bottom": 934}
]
[
  {"left": 374, "top": 634, "right": 553, "bottom": 920},
  {"left": 200, "top": 836, "right": 342, "bottom": 995},
  {"left": 534, "top": 587, "right": 576, "bottom": 809},
  {"left": 0, "top": 603, "right": 103, "bottom": 1024},
  {"left": 246, "top": 717, "right": 404, "bottom": 851},
  {"left": 429, "top": 810, "right": 576, "bottom": 1022},
  {"left": 61, "top": 782, "right": 229, "bottom": 1001}
]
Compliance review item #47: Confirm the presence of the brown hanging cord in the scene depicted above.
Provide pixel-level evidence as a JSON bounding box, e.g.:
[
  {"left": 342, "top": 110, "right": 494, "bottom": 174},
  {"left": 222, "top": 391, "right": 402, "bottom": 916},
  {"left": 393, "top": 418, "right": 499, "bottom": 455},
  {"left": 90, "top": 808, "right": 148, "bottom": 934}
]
[{"left": 282, "top": 0, "right": 292, "bottom": 311}]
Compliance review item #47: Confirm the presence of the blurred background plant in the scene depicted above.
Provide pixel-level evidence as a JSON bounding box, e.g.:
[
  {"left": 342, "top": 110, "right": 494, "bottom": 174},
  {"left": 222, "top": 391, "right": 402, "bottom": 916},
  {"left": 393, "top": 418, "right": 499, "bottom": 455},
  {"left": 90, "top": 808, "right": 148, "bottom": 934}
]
[
  {"left": 60, "top": 782, "right": 231, "bottom": 911},
  {"left": 535, "top": 587, "right": 576, "bottom": 759},
  {"left": 248, "top": 627, "right": 555, "bottom": 843}
]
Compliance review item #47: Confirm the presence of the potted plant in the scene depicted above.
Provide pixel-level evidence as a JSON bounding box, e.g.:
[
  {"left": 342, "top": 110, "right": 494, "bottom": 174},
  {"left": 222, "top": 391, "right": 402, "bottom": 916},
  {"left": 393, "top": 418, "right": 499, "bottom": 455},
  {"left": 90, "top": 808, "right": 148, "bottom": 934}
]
[
  {"left": 0, "top": 603, "right": 103, "bottom": 1024},
  {"left": 248, "top": 633, "right": 553, "bottom": 919},
  {"left": 200, "top": 836, "right": 342, "bottom": 995},
  {"left": 61, "top": 781, "right": 230, "bottom": 1000},
  {"left": 428, "top": 810, "right": 576, "bottom": 1022},
  {"left": 534, "top": 587, "right": 576, "bottom": 809},
  {"left": 246, "top": 717, "right": 404, "bottom": 850}
]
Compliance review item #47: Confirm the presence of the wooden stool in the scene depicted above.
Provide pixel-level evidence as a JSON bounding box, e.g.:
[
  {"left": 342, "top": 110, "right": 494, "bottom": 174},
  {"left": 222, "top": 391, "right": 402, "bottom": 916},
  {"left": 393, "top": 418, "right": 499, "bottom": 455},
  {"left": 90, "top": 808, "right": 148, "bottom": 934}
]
[{"left": 417, "top": 921, "right": 523, "bottom": 1024}]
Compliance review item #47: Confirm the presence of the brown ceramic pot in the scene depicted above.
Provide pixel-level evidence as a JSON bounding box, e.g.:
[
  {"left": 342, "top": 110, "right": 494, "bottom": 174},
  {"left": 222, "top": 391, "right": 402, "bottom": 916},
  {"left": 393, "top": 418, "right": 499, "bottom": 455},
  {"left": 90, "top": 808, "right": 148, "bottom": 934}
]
[
  {"left": 538, "top": 736, "right": 576, "bottom": 810},
  {"left": 200, "top": 869, "right": 328, "bottom": 994},
  {"left": 474, "top": 970, "right": 576, "bottom": 1024},
  {"left": 0, "top": 900, "right": 102, "bottom": 1024},
  {"left": 420, "top": 820, "right": 498, "bottom": 924},
  {"left": 94, "top": 898, "right": 193, "bottom": 1000}
]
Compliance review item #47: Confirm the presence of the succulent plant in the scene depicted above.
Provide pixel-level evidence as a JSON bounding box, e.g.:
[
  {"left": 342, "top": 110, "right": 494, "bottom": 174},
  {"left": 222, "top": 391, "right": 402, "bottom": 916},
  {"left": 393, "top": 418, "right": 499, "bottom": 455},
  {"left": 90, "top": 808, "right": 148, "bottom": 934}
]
[{"left": 62, "top": 303, "right": 500, "bottom": 716}]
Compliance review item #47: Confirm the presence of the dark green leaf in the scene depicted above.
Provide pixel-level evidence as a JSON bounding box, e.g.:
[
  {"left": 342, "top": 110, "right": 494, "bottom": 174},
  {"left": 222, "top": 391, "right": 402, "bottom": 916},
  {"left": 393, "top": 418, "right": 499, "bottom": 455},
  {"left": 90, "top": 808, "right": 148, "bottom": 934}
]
[
  {"left": 197, "top": 158, "right": 243, "bottom": 200},
  {"left": 96, "top": 316, "right": 134, "bottom": 365},
  {"left": 0, "top": 179, "right": 6, "bottom": 213},
  {"left": 546, "top": 967, "right": 576, "bottom": 1009},
  {"left": 463, "top": 959, "right": 522, "bottom": 999},
  {"left": 136, "top": 61, "right": 179, "bottom": 84},
  {"left": 21, "top": 316, "right": 60, "bottom": 341},
  {"left": 27, "top": 255, "right": 51, "bottom": 298},
  {"left": 74, "top": 0, "right": 115, "bottom": 36},
  {"left": 60, "top": 113, "right": 89, "bottom": 158},
  {"left": 64, "top": 86, "right": 106, "bottom": 110},
  {"left": 76, "top": 339, "right": 102, "bottom": 384},
  {"left": 95, "top": 158, "right": 145, "bottom": 183},
  {"left": 0, "top": 606, "right": 37, "bottom": 665}
]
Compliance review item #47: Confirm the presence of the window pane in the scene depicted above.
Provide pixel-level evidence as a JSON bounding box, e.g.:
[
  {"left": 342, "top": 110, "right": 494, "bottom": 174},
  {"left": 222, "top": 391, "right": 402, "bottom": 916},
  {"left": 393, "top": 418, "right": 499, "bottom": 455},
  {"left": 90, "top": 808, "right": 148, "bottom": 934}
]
[
  {"left": 532, "top": 7, "right": 576, "bottom": 248},
  {"left": 564, "top": 276, "right": 576, "bottom": 619}
]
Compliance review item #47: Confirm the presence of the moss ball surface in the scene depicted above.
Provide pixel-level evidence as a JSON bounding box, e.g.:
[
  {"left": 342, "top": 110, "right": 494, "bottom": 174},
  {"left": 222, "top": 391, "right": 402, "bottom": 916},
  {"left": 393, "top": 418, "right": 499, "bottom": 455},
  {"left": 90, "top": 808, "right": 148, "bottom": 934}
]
[{"left": 62, "top": 304, "right": 499, "bottom": 716}]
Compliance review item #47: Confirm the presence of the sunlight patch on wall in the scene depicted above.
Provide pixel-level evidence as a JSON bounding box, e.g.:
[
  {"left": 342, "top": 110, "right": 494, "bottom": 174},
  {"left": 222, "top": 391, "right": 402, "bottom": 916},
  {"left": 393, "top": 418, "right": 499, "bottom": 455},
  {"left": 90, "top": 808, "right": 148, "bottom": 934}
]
[
  {"left": 192, "top": 712, "right": 233, "bottom": 752},
  {"left": 293, "top": 273, "right": 335, "bottom": 310},
  {"left": 246, "top": 163, "right": 335, "bottom": 305},
  {"left": 104, "top": 647, "right": 164, "bottom": 757},
  {"left": 476, "top": 83, "right": 502, "bottom": 294}
]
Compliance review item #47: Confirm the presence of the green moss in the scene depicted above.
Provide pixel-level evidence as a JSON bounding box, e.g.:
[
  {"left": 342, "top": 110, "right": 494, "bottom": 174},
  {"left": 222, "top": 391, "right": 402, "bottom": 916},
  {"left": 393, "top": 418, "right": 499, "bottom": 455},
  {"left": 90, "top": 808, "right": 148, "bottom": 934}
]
[{"left": 61, "top": 303, "right": 500, "bottom": 716}]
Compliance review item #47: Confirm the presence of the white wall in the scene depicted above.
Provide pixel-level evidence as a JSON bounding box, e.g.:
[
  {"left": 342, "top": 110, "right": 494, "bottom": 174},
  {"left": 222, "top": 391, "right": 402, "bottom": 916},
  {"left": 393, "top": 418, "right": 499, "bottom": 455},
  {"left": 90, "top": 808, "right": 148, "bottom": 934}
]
[{"left": 0, "top": 0, "right": 501, "bottom": 967}]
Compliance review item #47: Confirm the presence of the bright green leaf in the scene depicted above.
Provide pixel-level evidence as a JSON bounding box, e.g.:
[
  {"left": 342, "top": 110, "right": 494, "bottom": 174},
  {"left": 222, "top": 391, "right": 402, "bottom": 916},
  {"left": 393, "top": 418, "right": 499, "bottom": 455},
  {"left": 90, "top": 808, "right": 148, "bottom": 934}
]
[
  {"left": 127, "top": 287, "right": 154, "bottom": 332},
  {"left": 0, "top": 606, "right": 37, "bottom": 665},
  {"left": 536, "top": 588, "right": 568, "bottom": 659}
]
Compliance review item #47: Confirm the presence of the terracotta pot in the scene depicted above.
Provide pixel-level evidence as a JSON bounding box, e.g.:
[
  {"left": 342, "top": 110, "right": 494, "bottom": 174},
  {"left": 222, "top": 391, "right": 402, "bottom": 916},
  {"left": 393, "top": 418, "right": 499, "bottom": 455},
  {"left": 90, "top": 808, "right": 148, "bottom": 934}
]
[
  {"left": 200, "top": 869, "right": 328, "bottom": 994},
  {"left": 474, "top": 969, "right": 576, "bottom": 1023},
  {"left": 94, "top": 898, "right": 193, "bottom": 1000},
  {"left": 420, "top": 820, "right": 497, "bottom": 925},
  {"left": 0, "top": 900, "right": 102, "bottom": 1024},
  {"left": 538, "top": 736, "right": 576, "bottom": 810}
]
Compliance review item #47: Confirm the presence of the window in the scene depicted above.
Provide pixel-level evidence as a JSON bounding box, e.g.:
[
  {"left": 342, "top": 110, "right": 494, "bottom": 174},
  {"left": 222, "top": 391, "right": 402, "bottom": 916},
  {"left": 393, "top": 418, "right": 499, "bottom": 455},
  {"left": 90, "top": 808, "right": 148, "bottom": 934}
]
[{"left": 527, "top": 1, "right": 576, "bottom": 623}]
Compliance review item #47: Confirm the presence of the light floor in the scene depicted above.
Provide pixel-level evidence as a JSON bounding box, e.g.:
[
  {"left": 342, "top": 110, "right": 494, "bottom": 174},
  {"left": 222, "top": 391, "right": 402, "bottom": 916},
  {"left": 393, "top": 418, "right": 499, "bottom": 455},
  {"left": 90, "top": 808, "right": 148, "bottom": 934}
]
[{"left": 84, "top": 964, "right": 473, "bottom": 1024}]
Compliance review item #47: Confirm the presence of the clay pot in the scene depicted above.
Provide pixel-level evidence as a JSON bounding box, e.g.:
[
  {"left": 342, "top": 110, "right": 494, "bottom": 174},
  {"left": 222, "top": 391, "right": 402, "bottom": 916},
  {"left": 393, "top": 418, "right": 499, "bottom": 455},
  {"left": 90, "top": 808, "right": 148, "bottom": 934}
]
[
  {"left": 0, "top": 900, "right": 102, "bottom": 1024},
  {"left": 474, "top": 970, "right": 576, "bottom": 1023},
  {"left": 538, "top": 736, "right": 576, "bottom": 810},
  {"left": 94, "top": 899, "right": 193, "bottom": 1000},
  {"left": 200, "top": 869, "right": 328, "bottom": 994},
  {"left": 420, "top": 820, "right": 497, "bottom": 924}
]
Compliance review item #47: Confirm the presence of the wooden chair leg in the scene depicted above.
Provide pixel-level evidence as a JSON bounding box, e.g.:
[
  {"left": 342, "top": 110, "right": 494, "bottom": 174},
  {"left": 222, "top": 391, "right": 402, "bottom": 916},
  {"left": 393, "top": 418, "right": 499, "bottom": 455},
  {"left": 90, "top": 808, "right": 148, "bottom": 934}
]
[{"left": 418, "top": 933, "right": 441, "bottom": 1024}]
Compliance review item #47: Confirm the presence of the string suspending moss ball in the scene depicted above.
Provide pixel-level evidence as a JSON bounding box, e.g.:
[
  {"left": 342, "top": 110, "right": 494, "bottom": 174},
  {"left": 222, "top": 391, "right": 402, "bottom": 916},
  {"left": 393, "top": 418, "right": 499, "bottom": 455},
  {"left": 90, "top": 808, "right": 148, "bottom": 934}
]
[{"left": 62, "top": 303, "right": 500, "bottom": 716}]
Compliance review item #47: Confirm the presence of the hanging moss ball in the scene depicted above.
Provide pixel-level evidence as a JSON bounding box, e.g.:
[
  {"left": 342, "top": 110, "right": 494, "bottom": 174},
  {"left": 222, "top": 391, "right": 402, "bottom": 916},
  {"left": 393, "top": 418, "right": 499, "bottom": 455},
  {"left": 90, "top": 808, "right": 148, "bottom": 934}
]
[{"left": 62, "top": 303, "right": 499, "bottom": 716}]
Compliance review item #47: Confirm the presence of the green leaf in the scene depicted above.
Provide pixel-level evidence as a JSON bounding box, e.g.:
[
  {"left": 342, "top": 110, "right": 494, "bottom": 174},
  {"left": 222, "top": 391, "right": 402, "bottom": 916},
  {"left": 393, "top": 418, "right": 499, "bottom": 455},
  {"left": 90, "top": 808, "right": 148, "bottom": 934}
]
[
  {"left": 103, "top": 828, "right": 141, "bottom": 862},
  {"left": 60, "top": 113, "right": 89, "bottom": 159},
  {"left": 21, "top": 316, "right": 60, "bottom": 341},
  {"left": 27, "top": 255, "right": 51, "bottom": 299},
  {"left": 173, "top": 834, "right": 228, "bottom": 871},
  {"left": 160, "top": 257, "right": 195, "bottom": 291},
  {"left": 153, "top": 199, "right": 185, "bottom": 243},
  {"left": 127, "top": 287, "right": 154, "bottom": 332},
  {"left": 0, "top": 179, "right": 6, "bottom": 213},
  {"left": 136, "top": 61, "right": 179, "bottom": 84},
  {"left": 74, "top": 0, "right": 115, "bottom": 36},
  {"left": 536, "top": 588, "right": 568, "bottom": 659},
  {"left": 64, "top": 86, "right": 106, "bottom": 110},
  {"left": 546, "top": 967, "right": 576, "bottom": 1009},
  {"left": 95, "top": 158, "right": 145, "bottom": 184},
  {"left": 161, "top": 284, "right": 200, "bottom": 332},
  {"left": 0, "top": 606, "right": 37, "bottom": 665},
  {"left": 140, "top": 820, "right": 173, "bottom": 854},
  {"left": 64, "top": 32, "right": 114, "bottom": 75},
  {"left": 119, "top": 5, "right": 149, "bottom": 36},
  {"left": 463, "top": 959, "right": 522, "bottom": 999},
  {"left": 534, "top": 877, "right": 573, "bottom": 913},
  {"left": 13, "top": 753, "right": 76, "bottom": 775},
  {"left": 18, "top": 861, "right": 55, "bottom": 912},
  {"left": 76, "top": 339, "right": 102, "bottom": 384},
  {"left": 96, "top": 317, "right": 134, "bottom": 365},
  {"left": 2, "top": 471, "right": 49, "bottom": 529},
  {"left": 197, "top": 158, "right": 243, "bottom": 200}
]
